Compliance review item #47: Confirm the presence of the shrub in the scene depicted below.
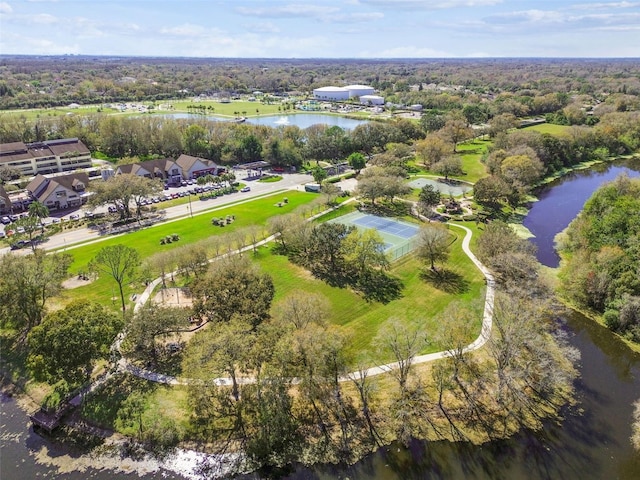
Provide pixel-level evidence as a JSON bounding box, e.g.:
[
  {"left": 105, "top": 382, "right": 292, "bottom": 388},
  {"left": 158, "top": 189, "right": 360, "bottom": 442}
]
[{"left": 604, "top": 309, "right": 620, "bottom": 330}]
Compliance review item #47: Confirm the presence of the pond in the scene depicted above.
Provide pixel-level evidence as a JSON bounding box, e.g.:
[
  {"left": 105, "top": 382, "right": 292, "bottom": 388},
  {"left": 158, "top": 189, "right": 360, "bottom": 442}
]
[
  {"left": 409, "top": 177, "right": 473, "bottom": 196},
  {"left": 161, "top": 113, "right": 368, "bottom": 130},
  {"left": 523, "top": 158, "right": 640, "bottom": 267}
]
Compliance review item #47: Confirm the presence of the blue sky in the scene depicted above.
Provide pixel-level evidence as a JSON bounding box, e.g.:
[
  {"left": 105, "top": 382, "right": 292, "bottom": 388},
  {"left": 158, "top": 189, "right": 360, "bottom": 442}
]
[{"left": 1, "top": 0, "right": 639, "bottom": 57}]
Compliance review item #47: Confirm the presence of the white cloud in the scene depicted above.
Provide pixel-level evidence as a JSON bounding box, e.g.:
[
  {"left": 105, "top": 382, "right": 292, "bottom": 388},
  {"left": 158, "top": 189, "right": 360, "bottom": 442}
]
[
  {"left": 243, "top": 21, "right": 281, "bottom": 33},
  {"left": 160, "top": 24, "right": 210, "bottom": 37},
  {"left": 358, "top": 0, "right": 502, "bottom": 10},
  {"left": 235, "top": 4, "right": 339, "bottom": 19},
  {"left": 0, "top": 2, "right": 12, "bottom": 13},
  {"left": 332, "top": 12, "right": 384, "bottom": 22},
  {"left": 485, "top": 9, "right": 565, "bottom": 25},
  {"left": 569, "top": 1, "right": 640, "bottom": 9}
]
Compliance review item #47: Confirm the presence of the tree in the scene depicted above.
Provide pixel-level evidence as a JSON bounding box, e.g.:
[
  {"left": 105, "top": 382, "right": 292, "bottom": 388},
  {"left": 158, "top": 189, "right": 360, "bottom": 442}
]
[
  {"left": 0, "top": 250, "right": 72, "bottom": 335},
  {"left": 27, "top": 301, "right": 122, "bottom": 385},
  {"left": 320, "top": 182, "right": 341, "bottom": 206},
  {"left": 28, "top": 201, "right": 49, "bottom": 235},
  {"left": 311, "top": 165, "right": 328, "bottom": 185},
  {"left": 125, "top": 303, "right": 192, "bottom": 360},
  {"left": 439, "top": 114, "right": 473, "bottom": 152},
  {"left": 417, "top": 184, "right": 441, "bottom": 217},
  {"left": 90, "top": 174, "right": 161, "bottom": 221},
  {"left": 416, "top": 134, "right": 452, "bottom": 168},
  {"left": 500, "top": 154, "right": 545, "bottom": 190},
  {"left": 472, "top": 175, "right": 511, "bottom": 206},
  {"left": 432, "top": 156, "right": 463, "bottom": 181},
  {"left": 89, "top": 245, "right": 140, "bottom": 313},
  {"left": 191, "top": 256, "right": 275, "bottom": 328},
  {"left": 0, "top": 164, "right": 20, "bottom": 184},
  {"left": 12, "top": 214, "right": 43, "bottom": 252},
  {"left": 356, "top": 166, "right": 410, "bottom": 206},
  {"left": 342, "top": 228, "right": 389, "bottom": 278},
  {"left": 416, "top": 224, "right": 451, "bottom": 271},
  {"left": 347, "top": 152, "right": 366, "bottom": 175}
]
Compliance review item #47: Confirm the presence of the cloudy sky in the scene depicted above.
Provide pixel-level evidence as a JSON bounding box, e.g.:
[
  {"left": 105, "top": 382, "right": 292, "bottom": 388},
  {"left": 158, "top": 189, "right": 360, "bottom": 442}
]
[{"left": 1, "top": 0, "right": 639, "bottom": 58}]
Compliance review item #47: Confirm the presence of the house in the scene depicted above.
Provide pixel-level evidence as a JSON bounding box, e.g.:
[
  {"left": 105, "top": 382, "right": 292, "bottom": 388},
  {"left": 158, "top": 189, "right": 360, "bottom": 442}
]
[
  {"left": 175, "top": 154, "right": 223, "bottom": 180},
  {"left": 0, "top": 185, "right": 11, "bottom": 214},
  {"left": 116, "top": 158, "right": 182, "bottom": 184},
  {"left": 26, "top": 173, "right": 90, "bottom": 211},
  {"left": 0, "top": 138, "right": 92, "bottom": 176}
]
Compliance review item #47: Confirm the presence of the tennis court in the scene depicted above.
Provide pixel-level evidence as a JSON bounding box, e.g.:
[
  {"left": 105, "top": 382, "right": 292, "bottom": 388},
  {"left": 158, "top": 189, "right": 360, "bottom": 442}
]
[{"left": 329, "top": 211, "right": 421, "bottom": 260}]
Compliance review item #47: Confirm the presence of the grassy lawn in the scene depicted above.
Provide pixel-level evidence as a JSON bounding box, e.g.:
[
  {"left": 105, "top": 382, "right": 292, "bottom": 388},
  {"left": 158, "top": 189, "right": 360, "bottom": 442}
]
[
  {"left": 455, "top": 138, "right": 491, "bottom": 183},
  {"left": 258, "top": 175, "right": 283, "bottom": 183},
  {"left": 162, "top": 99, "right": 288, "bottom": 117},
  {"left": 58, "top": 191, "right": 319, "bottom": 308},
  {"left": 256, "top": 221, "right": 485, "bottom": 363},
  {"left": 522, "top": 123, "right": 575, "bottom": 136}
]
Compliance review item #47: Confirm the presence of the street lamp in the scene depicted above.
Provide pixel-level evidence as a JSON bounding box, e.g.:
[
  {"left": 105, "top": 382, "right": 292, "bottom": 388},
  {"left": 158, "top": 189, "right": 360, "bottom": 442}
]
[{"left": 188, "top": 192, "right": 193, "bottom": 218}]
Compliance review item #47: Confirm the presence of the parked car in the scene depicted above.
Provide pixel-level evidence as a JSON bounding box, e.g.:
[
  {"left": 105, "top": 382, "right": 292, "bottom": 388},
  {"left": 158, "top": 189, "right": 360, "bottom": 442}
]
[
  {"left": 241, "top": 186, "right": 251, "bottom": 192},
  {"left": 16, "top": 226, "right": 25, "bottom": 234},
  {"left": 9, "top": 214, "right": 19, "bottom": 222},
  {"left": 0, "top": 231, "right": 6, "bottom": 239},
  {"left": 70, "top": 214, "right": 80, "bottom": 220},
  {"left": 1, "top": 216, "right": 10, "bottom": 225}
]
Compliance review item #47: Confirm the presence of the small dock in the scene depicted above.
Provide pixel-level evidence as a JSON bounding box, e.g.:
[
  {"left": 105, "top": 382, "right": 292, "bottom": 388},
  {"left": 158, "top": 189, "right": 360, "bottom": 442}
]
[{"left": 30, "top": 403, "right": 74, "bottom": 433}]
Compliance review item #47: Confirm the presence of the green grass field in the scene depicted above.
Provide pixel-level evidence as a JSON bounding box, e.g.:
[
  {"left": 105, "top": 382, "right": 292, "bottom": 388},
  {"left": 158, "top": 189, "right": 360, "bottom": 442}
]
[
  {"left": 59, "top": 191, "right": 319, "bottom": 308},
  {"left": 257, "top": 221, "right": 485, "bottom": 363},
  {"left": 522, "top": 123, "right": 575, "bottom": 136}
]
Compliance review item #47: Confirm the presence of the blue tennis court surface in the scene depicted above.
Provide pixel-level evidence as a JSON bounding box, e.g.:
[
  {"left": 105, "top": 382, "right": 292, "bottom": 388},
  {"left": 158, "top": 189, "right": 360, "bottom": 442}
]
[
  {"left": 329, "top": 211, "right": 421, "bottom": 260},
  {"left": 352, "top": 215, "right": 419, "bottom": 239}
]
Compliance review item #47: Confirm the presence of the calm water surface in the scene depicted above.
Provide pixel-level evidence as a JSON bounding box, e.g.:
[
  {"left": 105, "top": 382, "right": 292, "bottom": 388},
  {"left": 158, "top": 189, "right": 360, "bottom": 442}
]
[
  {"left": 161, "top": 113, "right": 367, "bottom": 130},
  {"left": 523, "top": 158, "right": 640, "bottom": 267}
]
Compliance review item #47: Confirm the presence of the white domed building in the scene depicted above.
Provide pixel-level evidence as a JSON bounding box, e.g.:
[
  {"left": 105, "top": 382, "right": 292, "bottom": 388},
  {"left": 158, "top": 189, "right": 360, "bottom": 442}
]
[
  {"left": 313, "top": 86, "right": 350, "bottom": 101},
  {"left": 344, "top": 85, "right": 375, "bottom": 98},
  {"left": 313, "top": 84, "right": 378, "bottom": 102}
]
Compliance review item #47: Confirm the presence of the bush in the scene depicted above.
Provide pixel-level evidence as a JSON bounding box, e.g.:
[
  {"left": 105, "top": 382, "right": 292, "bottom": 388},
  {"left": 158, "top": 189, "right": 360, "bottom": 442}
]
[{"left": 604, "top": 309, "right": 620, "bottom": 330}]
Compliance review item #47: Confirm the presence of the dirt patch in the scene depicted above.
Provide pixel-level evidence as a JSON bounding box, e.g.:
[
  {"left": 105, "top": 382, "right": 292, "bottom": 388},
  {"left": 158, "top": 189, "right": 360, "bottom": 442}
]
[
  {"left": 152, "top": 287, "right": 193, "bottom": 307},
  {"left": 62, "top": 275, "right": 95, "bottom": 289}
]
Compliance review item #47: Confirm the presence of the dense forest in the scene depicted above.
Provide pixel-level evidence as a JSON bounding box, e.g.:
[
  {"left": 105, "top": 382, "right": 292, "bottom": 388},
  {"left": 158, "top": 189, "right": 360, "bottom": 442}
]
[
  {"left": 559, "top": 175, "right": 640, "bottom": 344},
  {"left": 1, "top": 56, "right": 640, "bottom": 110}
]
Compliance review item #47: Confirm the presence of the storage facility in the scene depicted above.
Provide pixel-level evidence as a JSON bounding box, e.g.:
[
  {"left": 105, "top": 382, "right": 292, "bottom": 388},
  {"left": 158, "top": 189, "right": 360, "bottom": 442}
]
[
  {"left": 313, "top": 84, "right": 376, "bottom": 102},
  {"left": 313, "top": 86, "right": 350, "bottom": 101},
  {"left": 360, "top": 95, "right": 385, "bottom": 105}
]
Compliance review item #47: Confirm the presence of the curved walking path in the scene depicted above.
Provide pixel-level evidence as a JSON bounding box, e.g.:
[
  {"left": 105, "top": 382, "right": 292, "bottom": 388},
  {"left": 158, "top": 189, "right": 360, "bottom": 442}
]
[{"left": 116, "top": 219, "right": 495, "bottom": 386}]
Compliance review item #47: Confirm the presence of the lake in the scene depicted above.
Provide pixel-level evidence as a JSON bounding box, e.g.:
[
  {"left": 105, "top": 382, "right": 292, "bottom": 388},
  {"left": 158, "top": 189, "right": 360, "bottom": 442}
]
[
  {"left": 162, "top": 113, "right": 368, "bottom": 130},
  {"left": 523, "top": 158, "right": 640, "bottom": 267}
]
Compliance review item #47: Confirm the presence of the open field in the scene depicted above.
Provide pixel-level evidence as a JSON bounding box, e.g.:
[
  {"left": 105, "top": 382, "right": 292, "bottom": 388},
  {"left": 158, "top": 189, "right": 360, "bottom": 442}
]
[
  {"left": 58, "top": 191, "right": 319, "bottom": 308},
  {"left": 522, "top": 123, "right": 575, "bottom": 136},
  {"left": 258, "top": 221, "right": 485, "bottom": 363}
]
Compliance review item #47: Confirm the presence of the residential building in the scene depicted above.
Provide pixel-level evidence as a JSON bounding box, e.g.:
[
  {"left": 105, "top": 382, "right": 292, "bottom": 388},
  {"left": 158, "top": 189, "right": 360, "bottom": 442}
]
[
  {"left": 116, "top": 158, "right": 182, "bottom": 184},
  {"left": 26, "top": 172, "right": 90, "bottom": 211},
  {"left": 0, "top": 138, "right": 91, "bottom": 176},
  {"left": 175, "top": 154, "right": 223, "bottom": 180}
]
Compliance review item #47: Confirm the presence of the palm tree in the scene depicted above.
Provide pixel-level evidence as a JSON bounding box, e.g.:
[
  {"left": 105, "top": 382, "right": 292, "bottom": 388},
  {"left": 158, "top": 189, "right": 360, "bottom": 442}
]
[{"left": 28, "top": 201, "right": 49, "bottom": 234}]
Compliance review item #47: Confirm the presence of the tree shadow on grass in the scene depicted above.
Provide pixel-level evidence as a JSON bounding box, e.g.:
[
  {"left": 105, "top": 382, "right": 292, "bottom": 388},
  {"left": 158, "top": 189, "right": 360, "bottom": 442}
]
[
  {"left": 420, "top": 268, "right": 470, "bottom": 294},
  {"left": 357, "top": 270, "right": 404, "bottom": 304}
]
